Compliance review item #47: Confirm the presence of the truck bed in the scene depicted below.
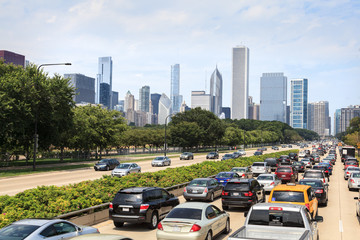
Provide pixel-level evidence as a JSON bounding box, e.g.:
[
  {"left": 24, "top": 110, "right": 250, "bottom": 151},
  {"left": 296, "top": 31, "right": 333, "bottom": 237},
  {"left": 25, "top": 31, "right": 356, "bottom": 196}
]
[{"left": 228, "top": 226, "right": 309, "bottom": 240}]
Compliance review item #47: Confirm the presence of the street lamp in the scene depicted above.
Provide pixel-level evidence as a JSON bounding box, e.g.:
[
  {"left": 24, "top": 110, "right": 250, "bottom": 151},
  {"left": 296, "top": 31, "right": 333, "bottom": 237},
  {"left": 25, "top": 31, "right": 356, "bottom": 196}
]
[
  {"left": 33, "top": 62, "right": 72, "bottom": 170},
  {"left": 164, "top": 114, "right": 174, "bottom": 156}
]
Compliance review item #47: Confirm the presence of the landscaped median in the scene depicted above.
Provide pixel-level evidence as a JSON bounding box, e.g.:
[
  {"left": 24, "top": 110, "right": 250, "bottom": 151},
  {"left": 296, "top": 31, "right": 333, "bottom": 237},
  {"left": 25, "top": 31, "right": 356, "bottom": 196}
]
[{"left": 0, "top": 150, "right": 297, "bottom": 228}]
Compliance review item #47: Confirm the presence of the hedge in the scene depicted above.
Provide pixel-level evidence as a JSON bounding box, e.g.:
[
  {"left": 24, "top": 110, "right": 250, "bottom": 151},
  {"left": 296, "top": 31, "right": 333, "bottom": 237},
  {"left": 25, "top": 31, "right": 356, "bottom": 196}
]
[{"left": 0, "top": 150, "right": 297, "bottom": 228}]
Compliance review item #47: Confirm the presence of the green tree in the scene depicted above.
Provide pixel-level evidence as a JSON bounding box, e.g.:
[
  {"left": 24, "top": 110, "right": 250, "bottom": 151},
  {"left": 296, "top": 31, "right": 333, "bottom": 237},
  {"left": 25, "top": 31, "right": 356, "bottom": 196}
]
[{"left": 169, "top": 122, "right": 203, "bottom": 149}]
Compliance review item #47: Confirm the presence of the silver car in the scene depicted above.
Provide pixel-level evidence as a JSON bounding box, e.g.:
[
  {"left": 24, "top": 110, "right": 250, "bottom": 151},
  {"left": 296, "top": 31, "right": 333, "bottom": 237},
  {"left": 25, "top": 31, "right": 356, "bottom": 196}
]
[
  {"left": 111, "top": 163, "right": 141, "bottom": 177},
  {"left": 152, "top": 156, "right": 171, "bottom": 167},
  {"left": 344, "top": 167, "right": 360, "bottom": 180},
  {"left": 256, "top": 173, "right": 281, "bottom": 192},
  {"left": 69, "top": 234, "right": 132, "bottom": 240},
  {"left": 354, "top": 192, "right": 360, "bottom": 217},
  {"left": 0, "top": 219, "right": 99, "bottom": 240},
  {"left": 230, "top": 167, "right": 253, "bottom": 178},
  {"left": 156, "top": 202, "right": 230, "bottom": 240},
  {"left": 348, "top": 172, "right": 360, "bottom": 191},
  {"left": 183, "top": 178, "right": 223, "bottom": 202}
]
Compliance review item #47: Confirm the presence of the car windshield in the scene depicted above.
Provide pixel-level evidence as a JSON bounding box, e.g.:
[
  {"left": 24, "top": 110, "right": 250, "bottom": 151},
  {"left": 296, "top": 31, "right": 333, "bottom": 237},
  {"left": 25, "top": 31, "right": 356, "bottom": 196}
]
[
  {"left": 299, "top": 181, "right": 322, "bottom": 188},
  {"left": 257, "top": 176, "right": 273, "bottom": 181},
  {"left": 347, "top": 167, "right": 360, "bottom": 171},
  {"left": 232, "top": 168, "right": 245, "bottom": 172},
  {"left": 0, "top": 224, "right": 40, "bottom": 239},
  {"left": 98, "top": 159, "right": 109, "bottom": 163},
  {"left": 271, "top": 191, "right": 305, "bottom": 203},
  {"left": 225, "top": 182, "right": 250, "bottom": 191},
  {"left": 154, "top": 157, "right": 164, "bottom": 160},
  {"left": 116, "top": 164, "right": 131, "bottom": 169},
  {"left": 189, "top": 180, "right": 208, "bottom": 187},
  {"left": 224, "top": 154, "right": 233, "bottom": 157},
  {"left": 166, "top": 208, "right": 202, "bottom": 220},
  {"left": 276, "top": 168, "right": 291, "bottom": 173},
  {"left": 352, "top": 173, "right": 360, "bottom": 178},
  {"left": 248, "top": 210, "right": 304, "bottom": 228},
  {"left": 216, "top": 173, "right": 233, "bottom": 178},
  {"left": 208, "top": 152, "right": 216, "bottom": 155},
  {"left": 252, "top": 163, "right": 265, "bottom": 166},
  {"left": 115, "top": 192, "right": 142, "bottom": 203}
]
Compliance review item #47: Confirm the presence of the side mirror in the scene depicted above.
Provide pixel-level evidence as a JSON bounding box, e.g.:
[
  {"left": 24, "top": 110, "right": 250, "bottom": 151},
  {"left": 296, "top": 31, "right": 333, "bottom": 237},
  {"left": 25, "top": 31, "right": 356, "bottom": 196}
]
[
  {"left": 77, "top": 227, "right": 83, "bottom": 232},
  {"left": 261, "top": 184, "right": 264, "bottom": 188},
  {"left": 244, "top": 211, "right": 248, "bottom": 217},
  {"left": 314, "top": 216, "right": 323, "bottom": 222},
  {"left": 170, "top": 194, "right": 175, "bottom": 198},
  {"left": 354, "top": 197, "right": 359, "bottom": 200}
]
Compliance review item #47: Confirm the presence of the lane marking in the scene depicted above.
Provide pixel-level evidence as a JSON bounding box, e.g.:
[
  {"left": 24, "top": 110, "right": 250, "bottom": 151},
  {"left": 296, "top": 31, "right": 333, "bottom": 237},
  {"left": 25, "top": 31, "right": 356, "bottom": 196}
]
[{"left": 339, "top": 220, "right": 343, "bottom": 233}]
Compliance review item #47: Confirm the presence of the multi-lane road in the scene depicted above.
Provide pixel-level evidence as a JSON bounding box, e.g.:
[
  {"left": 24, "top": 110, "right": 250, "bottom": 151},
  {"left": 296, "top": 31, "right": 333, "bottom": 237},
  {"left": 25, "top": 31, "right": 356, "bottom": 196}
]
[{"left": 1, "top": 147, "right": 360, "bottom": 239}]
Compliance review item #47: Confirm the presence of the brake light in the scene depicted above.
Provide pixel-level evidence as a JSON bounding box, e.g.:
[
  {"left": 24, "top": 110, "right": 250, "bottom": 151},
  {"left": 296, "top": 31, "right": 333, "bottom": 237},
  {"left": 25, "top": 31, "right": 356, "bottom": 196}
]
[
  {"left": 109, "top": 203, "right": 113, "bottom": 209},
  {"left": 157, "top": 222, "right": 163, "bottom": 230},
  {"left": 244, "top": 191, "right": 253, "bottom": 197},
  {"left": 305, "top": 203, "right": 310, "bottom": 210},
  {"left": 323, "top": 179, "right": 325, "bottom": 183},
  {"left": 222, "top": 191, "right": 229, "bottom": 196},
  {"left": 242, "top": 174, "right": 245, "bottom": 177},
  {"left": 204, "top": 188, "right": 208, "bottom": 193},
  {"left": 270, "top": 182, "right": 275, "bottom": 185},
  {"left": 140, "top": 204, "right": 149, "bottom": 210},
  {"left": 190, "top": 224, "right": 201, "bottom": 232},
  {"left": 325, "top": 170, "right": 328, "bottom": 173},
  {"left": 347, "top": 171, "right": 350, "bottom": 175},
  {"left": 184, "top": 187, "right": 187, "bottom": 192},
  {"left": 269, "top": 207, "right": 283, "bottom": 211},
  {"left": 315, "top": 189, "right": 323, "bottom": 193},
  {"left": 351, "top": 179, "right": 355, "bottom": 183}
]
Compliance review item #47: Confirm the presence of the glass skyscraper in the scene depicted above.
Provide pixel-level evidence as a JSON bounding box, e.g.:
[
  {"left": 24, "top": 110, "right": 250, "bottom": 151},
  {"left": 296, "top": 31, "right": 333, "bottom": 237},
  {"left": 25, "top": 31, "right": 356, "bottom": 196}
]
[
  {"left": 170, "top": 64, "right": 182, "bottom": 113},
  {"left": 96, "top": 56, "right": 113, "bottom": 109},
  {"left": 139, "top": 86, "right": 150, "bottom": 112},
  {"left": 290, "top": 78, "right": 308, "bottom": 129},
  {"left": 260, "top": 73, "right": 287, "bottom": 123},
  {"left": 64, "top": 73, "right": 95, "bottom": 104},
  {"left": 210, "top": 67, "right": 223, "bottom": 117}
]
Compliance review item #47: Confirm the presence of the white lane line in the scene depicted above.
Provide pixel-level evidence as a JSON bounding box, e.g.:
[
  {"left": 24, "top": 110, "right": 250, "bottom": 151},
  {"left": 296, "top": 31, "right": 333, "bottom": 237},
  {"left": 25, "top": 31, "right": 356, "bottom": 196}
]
[{"left": 339, "top": 220, "right": 343, "bottom": 232}]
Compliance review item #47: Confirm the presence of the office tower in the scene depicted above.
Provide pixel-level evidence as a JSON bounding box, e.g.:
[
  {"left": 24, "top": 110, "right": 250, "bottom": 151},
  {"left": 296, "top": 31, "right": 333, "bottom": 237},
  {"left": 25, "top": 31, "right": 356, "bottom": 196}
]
[
  {"left": 64, "top": 74, "right": 95, "bottom": 104},
  {"left": 134, "top": 100, "right": 139, "bottom": 111},
  {"left": 191, "top": 91, "right": 211, "bottom": 111},
  {"left": 139, "top": 86, "right": 150, "bottom": 112},
  {"left": 340, "top": 105, "right": 360, "bottom": 133},
  {"left": 221, "top": 107, "right": 231, "bottom": 119},
  {"left": 290, "top": 78, "right": 308, "bottom": 129},
  {"left": 232, "top": 46, "right": 249, "bottom": 119},
  {"left": 248, "top": 96, "right": 254, "bottom": 119},
  {"left": 210, "top": 67, "right": 223, "bottom": 116},
  {"left": 253, "top": 104, "right": 260, "bottom": 120},
  {"left": 158, "top": 93, "right": 172, "bottom": 125},
  {"left": 96, "top": 56, "right": 113, "bottom": 109},
  {"left": 334, "top": 109, "right": 341, "bottom": 135},
  {"left": 286, "top": 106, "right": 291, "bottom": 125},
  {"left": 170, "top": 64, "right": 183, "bottom": 114},
  {"left": 118, "top": 100, "right": 124, "bottom": 112},
  {"left": 260, "top": 73, "right": 287, "bottom": 123},
  {"left": 151, "top": 93, "right": 161, "bottom": 115},
  {"left": 308, "top": 101, "right": 330, "bottom": 137},
  {"left": 124, "top": 91, "right": 135, "bottom": 111},
  {"left": 0, "top": 50, "right": 25, "bottom": 67}
]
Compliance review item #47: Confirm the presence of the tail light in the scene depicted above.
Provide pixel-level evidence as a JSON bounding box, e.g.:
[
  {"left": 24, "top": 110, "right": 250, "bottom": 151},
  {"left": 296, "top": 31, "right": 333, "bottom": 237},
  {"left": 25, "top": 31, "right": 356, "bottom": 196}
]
[
  {"left": 346, "top": 171, "right": 350, "bottom": 175},
  {"left": 204, "top": 188, "right": 208, "bottom": 193},
  {"left": 325, "top": 170, "right": 328, "bottom": 173},
  {"left": 222, "top": 191, "right": 229, "bottom": 196},
  {"left": 242, "top": 174, "right": 245, "bottom": 177},
  {"left": 305, "top": 203, "right": 310, "bottom": 210},
  {"left": 109, "top": 203, "right": 113, "bottom": 209},
  {"left": 244, "top": 191, "right": 253, "bottom": 197},
  {"left": 351, "top": 179, "right": 355, "bottom": 183},
  {"left": 323, "top": 179, "right": 325, "bottom": 183},
  {"left": 140, "top": 204, "right": 149, "bottom": 210},
  {"left": 157, "top": 222, "right": 163, "bottom": 230},
  {"left": 270, "top": 182, "right": 275, "bottom": 185},
  {"left": 190, "top": 224, "right": 201, "bottom": 232},
  {"left": 269, "top": 207, "right": 283, "bottom": 211},
  {"left": 184, "top": 187, "right": 187, "bottom": 192},
  {"left": 315, "top": 189, "right": 323, "bottom": 193}
]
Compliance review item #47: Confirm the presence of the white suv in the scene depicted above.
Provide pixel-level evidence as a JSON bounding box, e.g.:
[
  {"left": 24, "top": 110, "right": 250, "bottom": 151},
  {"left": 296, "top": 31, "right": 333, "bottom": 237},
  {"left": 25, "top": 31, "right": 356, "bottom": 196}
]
[{"left": 251, "top": 162, "right": 270, "bottom": 176}]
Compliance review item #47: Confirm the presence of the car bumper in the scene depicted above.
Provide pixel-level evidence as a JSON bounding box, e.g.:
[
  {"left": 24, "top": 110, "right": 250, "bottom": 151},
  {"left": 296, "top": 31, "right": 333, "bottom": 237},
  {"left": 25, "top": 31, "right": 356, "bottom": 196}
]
[
  {"left": 112, "top": 172, "right": 127, "bottom": 177},
  {"left": 183, "top": 192, "right": 208, "bottom": 200},
  {"left": 315, "top": 194, "right": 327, "bottom": 204},
  {"left": 222, "top": 198, "right": 254, "bottom": 207},
  {"left": 156, "top": 229, "right": 207, "bottom": 240},
  {"left": 348, "top": 182, "right": 360, "bottom": 189},
  {"left": 110, "top": 213, "right": 148, "bottom": 224},
  {"left": 263, "top": 185, "right": 276, "bottom": 192},
  {"left": 94, "top": 166, "right": 107, "bottom": 171},
  {"left": 152, "top": 163, "right": 165, "bottom": 166}
]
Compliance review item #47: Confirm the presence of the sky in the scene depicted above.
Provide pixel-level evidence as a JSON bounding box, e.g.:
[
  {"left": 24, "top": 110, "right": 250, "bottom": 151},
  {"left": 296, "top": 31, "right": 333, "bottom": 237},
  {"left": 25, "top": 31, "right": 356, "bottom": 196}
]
[{"left": 1, "top": 0, "right": 360, "bottom": 122}]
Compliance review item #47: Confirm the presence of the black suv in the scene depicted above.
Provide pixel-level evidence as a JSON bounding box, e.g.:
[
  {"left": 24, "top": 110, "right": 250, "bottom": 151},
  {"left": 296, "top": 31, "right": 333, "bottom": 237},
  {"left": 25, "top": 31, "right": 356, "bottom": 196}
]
[
  {"left": 288, "top": 152, "right": 298, "bottom": 161},
  {"left": 264, "top": 158, "right": 278, "bottom": 172},
  {"left": 94, "top": 158, "right": 119, "bottom": 171},
  {"left": 221, "top": 178, "right": 265, "bottom": 210},
  {"left": 109, "top": 187, "right": 179, "bottom": 229}
]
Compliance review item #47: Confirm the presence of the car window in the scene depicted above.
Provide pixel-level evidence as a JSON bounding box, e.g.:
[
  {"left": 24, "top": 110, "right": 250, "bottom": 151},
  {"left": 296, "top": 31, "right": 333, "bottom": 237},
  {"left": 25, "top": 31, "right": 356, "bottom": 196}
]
[
  {"left": 225, "top": 182, "right": 250, "bottom": 191},
  {"left": 307, "top": 188, "right": 313, "bottom": 200},
  {"left": 271, "top": 191, "right": 305, "bottom": 202},
  {"left": 248, "top": 210, "right": 304, "bottom": 228},
  {"left": 216, "top": 173, "right": 233, "bottom": 178},
  {"left": 40, "top": 225, "right": 58, "bottom": 237},
  {"left": 189, "top": 179, "right": 208, "bottom": 187},
  {"left": 153, "top": 190, "right": 163, "bottom": 200},
  {"left": 166, "top": 208, "right": 202, "bottom": 220},
  {"left": 161, "top": 189, "right": 169, "bottom": 199},
  {"left": 53, "top": 222, "right": 76, "bottom": 235},
  {"left": 304, "top": 172, "right": 323, "bottom": 178},
  {"left": 211, "top": 180, "right": 218, "bottom": 186},
  {"left": 211, "top": 205, "right": 222, "bottom": 215},
  {"left": 0, "top": 224, "right": 40, "bottom": 239},
  {"left": 257, "top": 176, "right": 273, "bottom": 181},
  {"left": 277, "top": 168, "right": 291, "bottom": 173},
  {"left": 205, "top": 206, "right": 216, "bottom": 219},
  {"left": 115, "top": 192, "right": 143, "bottom": 203}
]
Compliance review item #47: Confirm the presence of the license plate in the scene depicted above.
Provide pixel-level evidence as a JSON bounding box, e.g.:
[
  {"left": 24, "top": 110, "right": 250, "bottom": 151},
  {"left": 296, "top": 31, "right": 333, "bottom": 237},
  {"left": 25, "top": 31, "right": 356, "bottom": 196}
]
[
  {"left": 220, "top": 180, "right": 224, "bottom": 182},
  {"left": 173, "top": 226, "right": 181, "bottom": 232},
  {"left": 122, "top": 208, "right": 129, "bottom": 212},
  {"left": 282, "top": 175, "right": 286, "bottom": 177},
  {"left": 192, "top": 190, "right": 197, "bottom": 193},
  {"left": 233, "top": 192, "right": 239, "bottom": 196}
]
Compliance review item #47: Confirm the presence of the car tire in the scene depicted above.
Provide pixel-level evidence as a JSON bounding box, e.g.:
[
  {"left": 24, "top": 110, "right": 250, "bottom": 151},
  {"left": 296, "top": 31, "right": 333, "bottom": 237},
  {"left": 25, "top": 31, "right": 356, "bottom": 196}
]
[
  {"left": 205, "top": 230, "right": 212, "bottom": 240},
  {"left": 223, "top": 218, "right": 230, "bottom": 234},
  {"left": 185, "top": 198, "right": 191, "bottom": 201},
  {"left": 222, "top": 205, "right": 229, "bottom": 210},
  {"left": 114, "top": 221, "right": 124, "bottom": 228},
  {"left": 148, "top": 212, "right": 159, "bottom": 229},
  {"left": 262, "top": 191, "right": 266, "bottom": 202},
  {"left": 138, "top": 170, "right": 141, "bottom": 173},
  {"left": 324, "top": 199, "right": 328, "bottom": 207},
  {"left": 209, "top": 193, "right": 214, "bottom": 202},
  {"left": 106, "top": 166, "right": 110, "bottom": 171}
]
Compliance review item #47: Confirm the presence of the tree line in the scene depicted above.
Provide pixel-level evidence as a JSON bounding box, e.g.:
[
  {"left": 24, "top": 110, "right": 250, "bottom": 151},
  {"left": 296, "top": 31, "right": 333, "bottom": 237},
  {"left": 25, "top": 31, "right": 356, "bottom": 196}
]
[{"left": 339, "top": 117, "right": 360, "bottom": 147}]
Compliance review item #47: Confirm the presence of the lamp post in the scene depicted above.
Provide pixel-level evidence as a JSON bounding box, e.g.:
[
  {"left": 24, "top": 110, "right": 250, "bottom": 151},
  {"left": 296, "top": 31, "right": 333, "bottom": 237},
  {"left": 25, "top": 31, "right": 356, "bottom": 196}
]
[
  {"left": 164, "top": 114, "right": 174, "bottom": 156},
  {"left": 33, "top": 63, "right": 71, "bottom": 170}
]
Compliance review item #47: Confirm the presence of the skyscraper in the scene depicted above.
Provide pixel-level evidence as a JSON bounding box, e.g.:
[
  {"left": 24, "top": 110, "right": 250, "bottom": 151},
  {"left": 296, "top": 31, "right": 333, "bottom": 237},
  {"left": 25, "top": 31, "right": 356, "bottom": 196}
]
[
  {"left": 232, "top": 46, "right": 249, "bottom": 120},
  {"left": 64, "top": 73, "right": 95, "bottom": 104},
  {"left": 191, "top": 91, "right": 211, "bottom": 111},
  {"left": 124, "top": 91, "right": 135, "bottom": 111},
  {"left": 260, "top": 73, "right": 287, "bottom": 123},
  {"left": 112, "top": 91, "right": 119, "bottom": 109},
  {"left": 340, "top": 105, "right": 360, "bottom": 133},
  {"left": 158, "top": 93, "right": 172, "bottom": 125},
  {"left": 170, "top": 64, "right": 183, "bottom": 114},
  {"left": 0, "top": 50, "right": 25, "bottom": 67},
  {"left": 151, "top": 94, "right": 161, "bottom": 115},
  {"left": 334, "top": 109, "right": 341, "bottom": 136},
  {"left": 307, "top": 101, "right": 330, "bottom": 137},
  {"left": 290, "top": 78, "right": 308, "bottom": 129},
  {"left": 210, "top": 67, "right": 223, "bottom": 116},
  {"left": 139, "top": 86, "right": 150, "bottom": 112},
  {"left": 96, "top": 56, "right": 113, "bottom": 109}
]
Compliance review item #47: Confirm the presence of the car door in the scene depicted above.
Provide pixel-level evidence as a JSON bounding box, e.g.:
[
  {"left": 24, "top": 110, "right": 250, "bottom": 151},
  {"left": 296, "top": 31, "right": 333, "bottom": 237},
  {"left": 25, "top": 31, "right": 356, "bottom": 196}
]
[
  {"left": 211, "top": 179, "right": 222, "bottom": 197},
  {"left": 212, "top": 205, "right": 227, "bottom": 233},
  {"left": 205, "top": 206, "right": 221, "bottom": 236},
  {"left": 253, "top": 180, "right": 263, "bottom": 202},
  {"left": 41, "top": 222, "right": 79, "bottom": 240},
  {"left": 159, "top": 189, "right": 174, "bottom": 217},
  {"left": 307, "top": 188, "right": 317, "bottom": 218}
]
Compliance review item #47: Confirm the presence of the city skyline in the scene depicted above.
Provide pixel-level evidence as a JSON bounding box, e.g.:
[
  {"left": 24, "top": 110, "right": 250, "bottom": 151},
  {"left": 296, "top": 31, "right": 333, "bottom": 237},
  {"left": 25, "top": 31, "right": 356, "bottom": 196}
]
[{"left": 1, "top": 1, "right": 359, "bottom": 117}]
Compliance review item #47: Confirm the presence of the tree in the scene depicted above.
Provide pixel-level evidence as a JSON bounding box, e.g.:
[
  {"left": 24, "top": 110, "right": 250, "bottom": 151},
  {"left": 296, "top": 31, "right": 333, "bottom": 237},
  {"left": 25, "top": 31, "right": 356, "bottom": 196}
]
[
  {"left": 169, "top": 121, "right": 203, "bottom": 149},
  {"left": 294, "top": 128, "right": 320, "bottom": 141}
]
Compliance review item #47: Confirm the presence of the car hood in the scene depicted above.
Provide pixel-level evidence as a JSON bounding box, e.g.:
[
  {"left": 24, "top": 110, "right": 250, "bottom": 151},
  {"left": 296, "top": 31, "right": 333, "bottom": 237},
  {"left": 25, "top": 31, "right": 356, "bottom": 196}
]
[{"left": 112, "top": 168, "right": 129, "bottom": 173}]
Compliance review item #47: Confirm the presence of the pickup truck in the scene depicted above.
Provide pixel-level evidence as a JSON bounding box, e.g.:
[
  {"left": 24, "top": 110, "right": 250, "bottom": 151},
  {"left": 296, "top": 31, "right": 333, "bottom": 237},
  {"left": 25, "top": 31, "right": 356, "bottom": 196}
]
[{"left": 227, "top": 203, "right": 323, "bottom": 240}]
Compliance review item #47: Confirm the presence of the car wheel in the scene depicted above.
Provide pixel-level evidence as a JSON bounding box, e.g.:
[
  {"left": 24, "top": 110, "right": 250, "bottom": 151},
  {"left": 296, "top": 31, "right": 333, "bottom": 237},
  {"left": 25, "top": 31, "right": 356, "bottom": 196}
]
[
  {"left": 262, "top": 191, "right": 266, "bottom": 202},
  {"left": 223, "top": 218, "right": 230, "bottom": 234},
  {"left": 324, "top": 199, "right": 328, "bottom": 207},
  {"left": 148, "top": 212, "right": 158, "bottom": 229},
  {"left": 205, "top": 230, "right": 212, "bottom": 240},
  {"left": 185, "top": 198, "right": 191, "bottom": 201},
  {"left": 209, "top": 193, "right": 214, "bottom": 202},
  {"left": 222, "top": 205, "right": 229, "bottom": 210},
  {"left": 138, "top": 170, "right": 141, "bottom": 173},
  {"left": 106, "top": 166, "right": 110, "bottom": 171},
  {"left": 114, "top": 221, "right": 124, "bottom": 228}
]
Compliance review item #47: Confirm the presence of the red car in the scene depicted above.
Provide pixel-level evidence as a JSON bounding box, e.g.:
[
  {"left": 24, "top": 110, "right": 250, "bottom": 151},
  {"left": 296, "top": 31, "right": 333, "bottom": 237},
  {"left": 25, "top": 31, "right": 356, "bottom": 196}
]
[
  {"left": 344, "top": 161, "right": 359, "bottom": 170},
  {"left": 275, "top": 166, "right": 298, "bottom": 183}
]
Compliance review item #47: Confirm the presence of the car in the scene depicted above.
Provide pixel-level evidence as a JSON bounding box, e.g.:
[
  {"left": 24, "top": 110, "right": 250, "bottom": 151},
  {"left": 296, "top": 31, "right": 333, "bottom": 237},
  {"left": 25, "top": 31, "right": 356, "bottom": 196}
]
[
  {"left": 344, "top": 160, "right": 359, "bottom": 170},
  {"left": 312, "top": 154, "right": 320, "bottom": 163},
  {"left": 312, "top": 165, "right": 330, "bottom": 177},
  {"left": 253, "top": 151, "right": 263, "bottom": 156},
  {"left": 299, "top": 179, "right": 328, "bottom": 206},
  {"left": 268, "top": 183, "right": 319, "bottom": 218},
  {"left": 111, "top": 163, "right": 141, "bottom": 177},
  {"left": 348, "top": 172, "right": 360, "bottom": 191},
  {"left": 109, "top": 187, "right": 179, "bottom": 229},
  {"left": 281, "top": 145, "right": 287, "bottom": 148},
  {"left": 221, "top": 178, "right": 265, "bottom": 210},
  {"left": 237, "top": 149, "right": 246, "bottom": 156},
  {"left": 256, "top": 173, "right": 282, "bottom": 193},
  {"left": 303, "top": 169, "right": 329, "bottom": 184},
  {"left": 264, "top": 158, "right": 279, "bottom": 172},
  {"left": 232, "top": 152, "right": 241, "bottom": 158},
  {"left": 301, "top": 158, "right": 311, "bottom": 168},
  {"left": 0, "top": 219, "right": 99, "bottom": 240},
  {"left": 354, "top": 193, "right": 360, "bottom": 217},
  {"left": 287, "top": 144, "right": 293, "bottom": 148},
  {"left": 344, "top": 167, "right": 360, "bottom": 180},
  {"left": 151, "top": 156, "right": 171, "bottom": 167},
  {"left": 215, "top": 172, "right": 241, "bottom": 186},
  {"left": 230, "top": 167, "right": 253, "bottom": 178},
  {"left": 221, "top": 153, "right": 235, "bottom": 161},
  {"left": 156, "top": 202, "right": 230, "bottom": 240},
  {"left": 94, "top": 158, "right": 120, "bottom": 171},
  {"left": 180, "top": 152, "right": 194, "bottom": 160},
  {"left": 277, "top": 155, "right": 290, "bottom": 163},
  {"left": 206, "top": 152, "right": 219, "bottom": 159},
  {"left": 69, "top": 234, "right": 132, "bottom": 240},
  {"left": 251, "top": 162, "right": 270, "bottom": 176},
  {"left": 271, "top": 146, "right": 279, "bottom": 150},
  {"left": 318, "top": 162, "right": 333, "bottom": 175},
  {"left": 292, "top": 161, "right": 305, "bottom": 173},
  {"left": 288, "top": 152, "right": 298, "bottom": 161},
  {"left": 299, "top": 151, "right": 306, "bottom": 158},
  {"left": 275, "top": 166, "right": 298, "bottom": 183},
  {"left": 183, "top": 178, "right": 223, "bottom": 202}
]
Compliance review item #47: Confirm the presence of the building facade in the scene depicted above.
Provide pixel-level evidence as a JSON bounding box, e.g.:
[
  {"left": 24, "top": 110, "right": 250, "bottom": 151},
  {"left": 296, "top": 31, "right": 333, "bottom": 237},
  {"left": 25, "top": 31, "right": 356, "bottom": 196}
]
[
  {"left": 334, "top": 109, "right": 341, "bottom": 136},
  {"left": 64, "top": 73, "right": 95, "bottom": 104},
  {"left": 307, "top": 101, "right": 330, "bottom": 137},
  {"left": 96, "top": 56, "right": 113, "bottom": 109},
  {"left": 260, "top": 73, "right": 287, "bottom": 123},
  {"left": 112, "top": 91, "right": 119, "bottom": 109},
  {"left": 221, "top": 107, "right": 231, "bottom": 119},
  {"left": 139, "top": 86, "right": 150, "bottom": 113},
  {"left": 158, "top": 93, "right": 172, "bottom": 125},
  {"left": 340, "top": 105, "right": 360, "bottom": 133},
  {"left": 170, "top": 64, "right": 183, "bottom": 114},
  {"left": 210, "top": 67, "right": 223, "bottom": 117},
  {"left": 191, "top": 91, "right": 211, "bottom": 111},
  {"left": 0, "top": 50, "right": 25, "bottom": 67},
  {"left": 232, "top": 46, "right": 249, "bottom": 120},
  {"left": 290, "top": 78, "right": 308, "bottom": 129}
]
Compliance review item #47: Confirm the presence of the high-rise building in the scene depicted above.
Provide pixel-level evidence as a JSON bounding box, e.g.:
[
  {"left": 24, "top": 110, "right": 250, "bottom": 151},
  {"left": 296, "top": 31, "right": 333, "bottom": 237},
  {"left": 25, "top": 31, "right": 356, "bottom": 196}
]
[
  {"left": 286, "top": 106, "right": 291, "bottom": 125},
  {"left": 260, "top": 73, "right": 287, "bottom": 123},
  {"left": 232, "top": 46, "right": 249, "bottom": 120},
  {"left": 112, "top": 91, "right": 119, "bottom": 109},
  {"left": 221, "top": 107, "right": 231, "bottom": 119},
  {"left": 139, "top": 86, "right": 150, "bottom": 112},
  {"left": 191, "top": 91, "right": 211, "bottom": 111},
  {"left": 151, "top": 93, "right": 161, "bottom": 124},
  {"left": 64, "top": 73, "right": 95, "bottom": 104},
  {"left": 248, "top": 96, "right": 260, "bottom": 120},
  {"left": 307, "top": 101, "right": 330, "bottom": 137},
  {"left": 170, "top": 64, "right": 183, "bottom": 114},
  {"left": 158, "top": 93, "right": 172, "bottom": 125},
  {"left": 0, "top": 50, "right": 25, "bottom": 67},
  {"left": 210, "top": 67, "right": 223, "bottom": 116},
  {"left": 96, "top": 56, "right": 113, "bottom": 109},
  {"left": 334, "top": 109, "right": 341, "bottom": 135},
  {"left": 290, "top": 78, "right": 308, "bottom": 129},
  {"left": 340, "top": 105, "right": 360, "bottom": 133},
  {"left": 124, "top": 91, "right": 135, "bottom": 111}
]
